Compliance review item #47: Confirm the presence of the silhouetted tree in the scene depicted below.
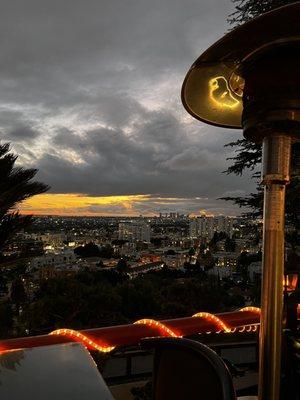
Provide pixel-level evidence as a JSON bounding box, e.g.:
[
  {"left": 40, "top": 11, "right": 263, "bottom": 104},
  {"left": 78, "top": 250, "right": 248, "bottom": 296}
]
[
  {"left": 0, "top": 301, "right": 14, "bottom": 338},
  {"left": 0, "top": 143, "right": 48, "bottom": 252},
  {"left": 209, "top": 231, "right": 227, "bottom": 252},
  {"left": 10, "top": 277, "right": 27, "bottom": 307},
  {"left": 151, "top": 237, "right": 163, "bottom": 247},
  {"left": 21, "top": 274, "right": 124, "bottom": 332},
  {"left": 111, "top": 239, "right": 128, "bottom": 246},
  {"left": 99, "top": 244, "right": 114, "bottom": 258},
  {"left": 184, "top": 260, "right": 206, "bottom": 276},
  {"left": 165, "top": 249, "right": 176, "bottom": 256},
  {"left": 117, "top": 258, "right": 129, "bottom": 274},
  {"left": 199, "top": 242, "right": 207, "bottom": 255},
  {"left": 200, "top": 250, "right": 215, "bottom": 270},
  {"left": 74, "top": 242, "right": 100, "bottom": 257},
  {"left": 188, "top": 247, "right": 195, "bottom": 263},
  {"left": 225, "top": 237, "right": 236, "bottom": 252},
  {"left": 237, "top": 251, "right": 262, "bottom": 281},
  {"left": 228, "top": 0, "right": 295, "bottom": 26}
]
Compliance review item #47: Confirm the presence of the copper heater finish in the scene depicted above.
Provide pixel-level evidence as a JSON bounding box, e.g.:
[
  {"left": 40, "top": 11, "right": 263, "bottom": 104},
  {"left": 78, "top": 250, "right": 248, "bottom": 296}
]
[{"left": 259, "top": 135, "right": 291, "bottom": 400}]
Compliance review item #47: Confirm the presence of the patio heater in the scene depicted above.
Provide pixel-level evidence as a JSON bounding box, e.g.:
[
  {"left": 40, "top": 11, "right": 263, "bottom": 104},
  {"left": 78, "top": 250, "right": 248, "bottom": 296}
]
[{"left": 181, "top": 3, "right": 300, "bottom": 400}]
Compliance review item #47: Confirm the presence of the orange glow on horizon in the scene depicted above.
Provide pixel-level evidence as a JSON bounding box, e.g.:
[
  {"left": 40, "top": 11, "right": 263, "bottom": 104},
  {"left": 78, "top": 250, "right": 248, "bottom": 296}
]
[
  {"left": 19, "top": 193, "right": 227, "bottom": 217},
  {"left": 20, "top": 193, "right": 217, "bottom": 217},
  {"left": 19, "top": 193, "right": 153, "bottom": 216}
]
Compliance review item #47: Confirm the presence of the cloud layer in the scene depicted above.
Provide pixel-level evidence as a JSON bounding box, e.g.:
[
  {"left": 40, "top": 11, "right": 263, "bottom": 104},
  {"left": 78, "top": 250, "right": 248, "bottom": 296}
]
[{"left": 0, "top": 0, "right": 256, "bottom": 216}]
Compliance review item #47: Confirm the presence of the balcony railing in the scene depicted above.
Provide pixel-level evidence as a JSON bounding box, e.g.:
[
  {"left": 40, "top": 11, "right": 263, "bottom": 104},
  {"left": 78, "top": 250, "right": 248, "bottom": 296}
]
[{"left": 0, "top": 307, "right": 261, "bottom": 354}]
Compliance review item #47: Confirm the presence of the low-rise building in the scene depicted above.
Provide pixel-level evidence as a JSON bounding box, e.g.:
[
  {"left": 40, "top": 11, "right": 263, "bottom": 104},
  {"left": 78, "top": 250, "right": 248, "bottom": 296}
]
[
  {"left": 29, "top": 249, "right": 77, "bottom": 270},
  {"left": 214, "top": 251, "right": 239, "bottom": 269},
  {"left": 249, "top": 261, "right": 262, "bottom": 282},
  {"left": 207, "top": 266, "right": 232, "bottom": 280},
  {"left": 128, "top": 261, "right": 164, "bottom": 278}
]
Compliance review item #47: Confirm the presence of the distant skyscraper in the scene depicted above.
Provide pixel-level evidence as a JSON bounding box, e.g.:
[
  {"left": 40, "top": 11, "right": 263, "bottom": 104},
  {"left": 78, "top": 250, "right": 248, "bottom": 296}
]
[
  {"left": 189, "top": 216, "right": 233, "bottom": 239},
  {"left": 214, "top": 216, "right": 233, "bottom": 238},
  {"left": 189, "top": 219, "right": 198, "bottom": 238},
  {"left": 118, "top": 221, "right": 151, "bottom": 242}
]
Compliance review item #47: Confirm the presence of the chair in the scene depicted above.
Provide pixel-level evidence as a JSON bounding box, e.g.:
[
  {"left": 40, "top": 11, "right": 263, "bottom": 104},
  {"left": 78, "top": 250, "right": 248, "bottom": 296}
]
[{"left": 141, "top": 337, "right": 237, "bottom": 400}]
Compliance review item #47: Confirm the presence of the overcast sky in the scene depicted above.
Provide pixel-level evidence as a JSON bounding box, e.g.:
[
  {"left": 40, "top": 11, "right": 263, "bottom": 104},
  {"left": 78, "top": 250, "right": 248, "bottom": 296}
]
[{"left": 0, "top": 0, "right": 257, "bottom": 216}]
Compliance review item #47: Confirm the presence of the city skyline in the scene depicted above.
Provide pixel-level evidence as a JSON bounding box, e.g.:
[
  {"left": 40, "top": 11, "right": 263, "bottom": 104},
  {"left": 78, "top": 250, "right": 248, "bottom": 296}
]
[{"left": 1, "top": 0, "right": 256, "bottom": 216}]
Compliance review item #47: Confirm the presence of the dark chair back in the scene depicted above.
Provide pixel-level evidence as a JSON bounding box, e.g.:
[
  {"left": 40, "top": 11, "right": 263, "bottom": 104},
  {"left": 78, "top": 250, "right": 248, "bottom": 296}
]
[{"left": 141, "top": 337, "right": 236, "bottom": 400}]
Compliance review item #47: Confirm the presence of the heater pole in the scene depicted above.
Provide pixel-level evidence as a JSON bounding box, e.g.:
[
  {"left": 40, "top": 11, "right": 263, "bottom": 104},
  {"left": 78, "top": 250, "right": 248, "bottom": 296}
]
[
  {"left": 259, "top": 134, "right": 291, "bottom": 400},
  {"left": 181, "top": 5, "right": 300, "bottom": 397}
]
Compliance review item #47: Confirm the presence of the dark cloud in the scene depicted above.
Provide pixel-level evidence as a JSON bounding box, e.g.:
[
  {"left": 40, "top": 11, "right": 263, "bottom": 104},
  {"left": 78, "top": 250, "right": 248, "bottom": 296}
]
[
  {"left": 0, "top": 0, "right": 257, "bottom": 215},
  {"left": 35, "top": 111, "right": 253, "bottom": 201},
  {"left": 8, "top": 125, "right": 40, "bottom": 141}
]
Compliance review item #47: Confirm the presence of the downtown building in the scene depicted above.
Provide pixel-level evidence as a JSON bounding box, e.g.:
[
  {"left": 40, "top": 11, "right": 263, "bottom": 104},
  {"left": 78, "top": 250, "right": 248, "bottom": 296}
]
[{"left": 189, "top": 215, "right": 234, "bottom": 240}]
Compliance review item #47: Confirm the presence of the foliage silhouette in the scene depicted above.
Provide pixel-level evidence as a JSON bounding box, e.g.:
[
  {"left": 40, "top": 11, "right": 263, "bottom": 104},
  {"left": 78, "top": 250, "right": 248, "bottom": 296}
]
[{"left": 0, "top": 143, "right": 48, "bottom": 252}]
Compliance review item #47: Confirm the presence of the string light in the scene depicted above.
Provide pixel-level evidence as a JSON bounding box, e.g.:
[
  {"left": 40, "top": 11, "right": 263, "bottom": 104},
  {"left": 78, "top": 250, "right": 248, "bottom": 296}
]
[
  {"left": 199, "top": 324, "right": 259, "bottom": 335},
  {"left": 192, "top": 312, "right": 231, "bottom": 333},
  {"left": 47, "top": 308, "right": 262, "bottom": 353},
  {"left": 0, "top": 348, "right": 23, "bottom": 355},
  {"left": 239, "top": 307, "right": 261, "bottom": 315},
  {"left": 49, "top": 328, "right": 115, "bottom": 353},
  {"left": 133, "top": 319, "right": 180, "bottom": 338}
]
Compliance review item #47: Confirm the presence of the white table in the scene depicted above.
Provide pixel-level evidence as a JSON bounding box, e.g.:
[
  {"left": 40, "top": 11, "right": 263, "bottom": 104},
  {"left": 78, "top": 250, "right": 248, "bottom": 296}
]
[{"left": 0, "top": 343, "right": 115, "bottom": 400}]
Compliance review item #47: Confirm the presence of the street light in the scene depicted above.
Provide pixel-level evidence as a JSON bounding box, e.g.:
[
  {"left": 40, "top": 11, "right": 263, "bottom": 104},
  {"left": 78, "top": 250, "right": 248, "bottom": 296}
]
[{"left": 181, "top": 3, "right": 300, "bottom": 400}]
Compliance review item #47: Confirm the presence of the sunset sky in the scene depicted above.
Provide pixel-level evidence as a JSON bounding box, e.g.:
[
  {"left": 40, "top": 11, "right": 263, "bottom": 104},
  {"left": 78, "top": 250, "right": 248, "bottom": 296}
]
[{"left": 0, "top": 0, "right": 256, "bottom": 216}]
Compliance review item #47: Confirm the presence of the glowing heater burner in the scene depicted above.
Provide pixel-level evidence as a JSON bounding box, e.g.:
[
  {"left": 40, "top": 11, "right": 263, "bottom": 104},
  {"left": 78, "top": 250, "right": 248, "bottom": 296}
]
[{"left": 209, "top": 76, "right": 240, "bottom": 109}]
